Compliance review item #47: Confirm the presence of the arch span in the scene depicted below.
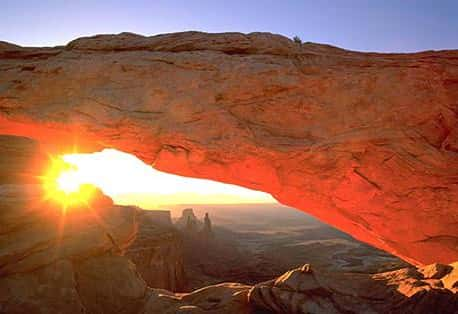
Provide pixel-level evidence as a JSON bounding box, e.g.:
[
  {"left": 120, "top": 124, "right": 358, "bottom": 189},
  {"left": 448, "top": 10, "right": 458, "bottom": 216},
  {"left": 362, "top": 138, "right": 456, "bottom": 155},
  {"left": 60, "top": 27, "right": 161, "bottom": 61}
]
[{"left": 1, "top": 32, "right": 457, "bottom": 265}]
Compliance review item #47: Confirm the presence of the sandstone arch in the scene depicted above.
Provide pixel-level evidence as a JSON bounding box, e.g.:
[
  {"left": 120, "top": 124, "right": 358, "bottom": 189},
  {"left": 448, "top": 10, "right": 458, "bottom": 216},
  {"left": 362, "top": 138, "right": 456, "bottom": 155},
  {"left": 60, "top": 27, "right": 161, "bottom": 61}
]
[{"left": 0, "top": 32, "right": 457, "bottom": 265}]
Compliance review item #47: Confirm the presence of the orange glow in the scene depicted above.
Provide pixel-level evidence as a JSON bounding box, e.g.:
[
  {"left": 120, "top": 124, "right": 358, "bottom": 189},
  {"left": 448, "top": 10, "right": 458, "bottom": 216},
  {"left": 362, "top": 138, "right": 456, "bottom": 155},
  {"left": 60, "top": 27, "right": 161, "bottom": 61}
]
[
  {"left": 40, "top": 156, "right": 97, "bottom": 209},
  {"left": 55, "top": 149, "right": 276, "bottom": 208}
]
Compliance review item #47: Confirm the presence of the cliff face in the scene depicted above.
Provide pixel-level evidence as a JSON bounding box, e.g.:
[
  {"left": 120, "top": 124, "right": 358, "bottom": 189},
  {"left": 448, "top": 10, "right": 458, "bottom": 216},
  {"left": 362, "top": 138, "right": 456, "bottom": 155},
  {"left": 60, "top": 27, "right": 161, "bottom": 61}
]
[
  {"left": 125, "top": 209, "right": 186, "bottom": 291},
  {"left": 0, "top": 32, "right": 457, "bottom": 265}
]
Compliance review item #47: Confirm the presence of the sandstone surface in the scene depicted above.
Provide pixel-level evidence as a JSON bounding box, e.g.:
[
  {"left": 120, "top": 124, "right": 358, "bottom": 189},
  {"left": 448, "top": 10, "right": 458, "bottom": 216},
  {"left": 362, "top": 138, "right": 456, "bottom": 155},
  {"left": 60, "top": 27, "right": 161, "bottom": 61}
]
[{"left": 0, "top": 32, "right": 457, "bottom": 265}]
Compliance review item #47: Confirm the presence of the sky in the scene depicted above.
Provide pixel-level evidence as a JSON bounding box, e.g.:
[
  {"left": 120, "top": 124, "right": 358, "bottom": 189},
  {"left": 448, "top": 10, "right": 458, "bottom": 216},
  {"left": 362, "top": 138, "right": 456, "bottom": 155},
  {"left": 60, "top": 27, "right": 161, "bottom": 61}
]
[
  {"left": 60, "top": 150, "right": 276, "bottom": 208},
  {"left": 1, "top": 0, "right": 457, "bottom": 52}
]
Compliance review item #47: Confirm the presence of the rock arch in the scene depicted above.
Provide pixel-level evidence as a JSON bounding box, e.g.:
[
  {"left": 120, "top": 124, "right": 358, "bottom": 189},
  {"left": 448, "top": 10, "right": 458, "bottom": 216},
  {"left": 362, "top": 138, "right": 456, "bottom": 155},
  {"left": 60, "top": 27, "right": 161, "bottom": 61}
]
[{"left": 1, "top": 32, "right": 457, "bottom": 265}]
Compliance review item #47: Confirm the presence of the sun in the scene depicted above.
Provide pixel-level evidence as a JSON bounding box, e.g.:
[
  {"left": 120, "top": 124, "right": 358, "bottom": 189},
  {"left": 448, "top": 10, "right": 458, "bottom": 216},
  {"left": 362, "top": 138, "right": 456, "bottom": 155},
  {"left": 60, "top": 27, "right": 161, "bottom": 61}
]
[
  {"left": 40, "top": 156, "right": 96, "bottom": 209},
  {"left": 56, "top": 170, "right": 81, "bottom": 194},
  {"left": 37, "top": 149, "right": 275, "bottom": 210}
]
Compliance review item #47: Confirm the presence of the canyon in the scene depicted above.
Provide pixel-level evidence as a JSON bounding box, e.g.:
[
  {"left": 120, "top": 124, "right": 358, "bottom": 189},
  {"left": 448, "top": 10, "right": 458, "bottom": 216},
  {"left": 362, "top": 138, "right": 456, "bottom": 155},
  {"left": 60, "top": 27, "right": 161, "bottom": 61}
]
[
  {"left": 0, "top": 31, "right": 457, "bottom": 266},
  {"left": 173, "top": 205, "right": 409, "bottom": 291}
]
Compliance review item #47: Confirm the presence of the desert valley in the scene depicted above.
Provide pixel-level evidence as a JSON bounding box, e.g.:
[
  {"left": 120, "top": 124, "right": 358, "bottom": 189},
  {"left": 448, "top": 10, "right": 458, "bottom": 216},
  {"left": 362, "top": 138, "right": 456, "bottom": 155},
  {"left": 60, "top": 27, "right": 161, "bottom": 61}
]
[{"left": 168, "top": 204, "right": 408, "bottom": 290}]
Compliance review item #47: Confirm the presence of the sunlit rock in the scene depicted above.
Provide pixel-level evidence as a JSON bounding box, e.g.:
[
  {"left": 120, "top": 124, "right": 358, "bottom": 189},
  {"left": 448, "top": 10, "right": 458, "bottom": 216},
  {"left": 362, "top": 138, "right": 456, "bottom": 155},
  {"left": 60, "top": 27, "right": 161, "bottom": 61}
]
[
  {"left": 249, "top": 263, "right": 458, "bottom": 314},
  {"left": 0, "top": 32, "right": 456, "bottom": 264},
  {"left": 139, "top": 283, "right": 253, "bottom": 314}
]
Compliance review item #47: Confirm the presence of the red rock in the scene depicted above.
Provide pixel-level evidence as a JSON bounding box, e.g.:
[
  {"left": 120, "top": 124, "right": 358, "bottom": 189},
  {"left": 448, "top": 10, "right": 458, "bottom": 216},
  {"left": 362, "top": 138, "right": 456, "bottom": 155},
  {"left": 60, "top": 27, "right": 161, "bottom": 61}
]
[
  {"left": 420, "top": 263, "right": 453, "bottom": 279},
  {"left": 0, "top": 32, "right": 457, "bottom": 265}
]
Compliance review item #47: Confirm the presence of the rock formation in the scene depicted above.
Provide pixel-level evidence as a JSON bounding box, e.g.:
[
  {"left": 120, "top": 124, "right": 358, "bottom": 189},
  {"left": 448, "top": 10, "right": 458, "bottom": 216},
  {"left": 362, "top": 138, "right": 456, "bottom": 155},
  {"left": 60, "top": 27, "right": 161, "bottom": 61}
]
[
  {"left": 249, "top": 263, "right": 458, "bottom": 314},
  {"left": 201, "top": 212, "right": 213, "bottom": 239},
  {"left": 177, "top": 208, "right": 200, "bottom": 226},
  {"left": 0, "top": 32, "right": 456, "bottom": 265},
  {"left": 0, "top": 135, "right": 457, "bottom": 313},
  {"left": 125, "top": 209, "right": 186, "bottom": 291},
  {"left": 176, "top": 208, "right": 203, "bottom": 234},
  {"left": 186, "top": 215, "right": 197, "bottom": 233},
  {"left": 176, "top": 209, "right": 214, "bottom": 241},
  {"left": 0, "top": 135, "right": 46, "bottom": 184},
  {"left": 142, "top": 209, "right": 173, "bottom": 226},
  {"left": 0, "top": 135, "right": 142, "bottom": 313}
]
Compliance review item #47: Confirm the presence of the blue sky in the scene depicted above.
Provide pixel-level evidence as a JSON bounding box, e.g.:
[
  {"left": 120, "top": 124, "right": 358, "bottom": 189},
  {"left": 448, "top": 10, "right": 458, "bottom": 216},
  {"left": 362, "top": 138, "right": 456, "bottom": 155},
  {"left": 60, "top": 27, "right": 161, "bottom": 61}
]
[{"left": 1, "top": 1, "right": 457, "bottom": 52}]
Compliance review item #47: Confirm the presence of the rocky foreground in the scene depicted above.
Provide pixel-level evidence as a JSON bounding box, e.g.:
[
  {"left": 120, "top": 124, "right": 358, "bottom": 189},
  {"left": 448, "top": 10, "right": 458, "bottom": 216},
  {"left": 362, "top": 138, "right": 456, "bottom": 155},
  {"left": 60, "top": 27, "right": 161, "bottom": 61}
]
[
  {"left": 1, "top": 183, "right": 457, "bottom": 313},
  {"left": 0, "top": 135, "right": 457, "bottom": 313}
]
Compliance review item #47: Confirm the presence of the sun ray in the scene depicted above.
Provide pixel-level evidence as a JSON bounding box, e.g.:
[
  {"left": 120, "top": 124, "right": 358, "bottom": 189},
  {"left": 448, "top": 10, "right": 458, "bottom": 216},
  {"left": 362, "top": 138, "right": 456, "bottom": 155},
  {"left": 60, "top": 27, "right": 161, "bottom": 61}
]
[{"left": 39, "top": 155, "right": 97, "bottom": 209}]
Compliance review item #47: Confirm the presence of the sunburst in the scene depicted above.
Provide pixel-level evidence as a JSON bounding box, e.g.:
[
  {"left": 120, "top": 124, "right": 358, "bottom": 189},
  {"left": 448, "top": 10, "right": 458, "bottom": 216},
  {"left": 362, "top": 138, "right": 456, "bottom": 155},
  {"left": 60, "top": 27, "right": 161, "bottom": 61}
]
[{"left": 39, "top": 156, "right": 96, "bottom": 210}]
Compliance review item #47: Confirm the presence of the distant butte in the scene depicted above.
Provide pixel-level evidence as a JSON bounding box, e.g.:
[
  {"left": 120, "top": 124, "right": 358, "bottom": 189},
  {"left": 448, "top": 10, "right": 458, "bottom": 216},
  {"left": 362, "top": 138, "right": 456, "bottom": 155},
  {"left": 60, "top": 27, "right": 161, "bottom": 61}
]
[{"left": 0, "top": 31, "right": 457, "bottom": 265}]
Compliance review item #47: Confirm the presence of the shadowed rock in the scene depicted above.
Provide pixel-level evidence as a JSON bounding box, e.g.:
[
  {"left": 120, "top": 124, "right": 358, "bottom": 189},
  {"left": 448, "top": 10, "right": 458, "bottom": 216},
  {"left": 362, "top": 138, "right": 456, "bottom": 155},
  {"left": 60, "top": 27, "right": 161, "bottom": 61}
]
[
  {"left": 201, "top": 213, "right": 213, "bottom": 239},
  {"left": 0, "top": 184, "right": 136, "bottom": 276},
  {"left": 125, "top": 209, "right": 186, "bottom": 291}
]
